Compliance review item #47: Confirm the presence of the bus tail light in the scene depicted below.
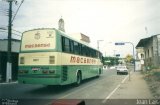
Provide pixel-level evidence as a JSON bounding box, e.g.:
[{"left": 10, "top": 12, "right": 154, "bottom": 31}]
[
  {"left": 49, "top": 70, "right": 55, "bottom": 74},
  {"left": 20, "top": 57, "right": 25, "bottom": 64},
  {"left": 19, "top": 70, "right": 24, "bottom": 74},
  {"left": 19, "top": 70, "right": 28, "bottom": 74},
  {"left": 42, "top": 70, "right": 55, "bottom": 74},
  {"left": 42, "top": 70, "right": 48, "bottom": 74},
  {"left": 24, "top": 70, "right": 29, "bottom": 73}
]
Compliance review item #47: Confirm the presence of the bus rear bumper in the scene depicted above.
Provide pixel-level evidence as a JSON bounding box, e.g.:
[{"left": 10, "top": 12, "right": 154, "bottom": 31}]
[{"left": 18, "top": 75, "right": 61, "bottom": 85}]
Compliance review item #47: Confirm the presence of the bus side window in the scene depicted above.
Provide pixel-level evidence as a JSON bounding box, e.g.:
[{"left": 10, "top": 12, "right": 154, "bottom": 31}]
[
  {"left": 62, "top": 37, "right": 65, "bottom": 52},
  {"left": 94, "top": 50, "right": 96, "bottom": 58},
  {"left": 88, "top": 48, "right": 91, "bottom": 57},
  {"left": 99, "top": 52, "right": 103, "bottom": 63},
  {"left": 62, "top": 37, "right": 70, "bottom": 53},
  {"left": 82, "top": 45, "right": 86, "bottom": 56},
  {"left": 79, "top": 44, "right": 82, "bottom": 55},
  {"left": 96, "top": 51, "right": 98, "bottom": 58},
  {"left": 91, "top": 49, "right": 96, "bottom": 58},
  {"left": 74, "top": 42, "right": 79, "bottom": 55},
  {"left": 70, "top": 40, "right": 74, "bottom": 53}
]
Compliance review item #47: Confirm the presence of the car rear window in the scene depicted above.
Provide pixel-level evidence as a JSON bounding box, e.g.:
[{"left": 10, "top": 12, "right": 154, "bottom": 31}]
[{"left": 117, "top": 66, "right": 126, "bottom": 69}]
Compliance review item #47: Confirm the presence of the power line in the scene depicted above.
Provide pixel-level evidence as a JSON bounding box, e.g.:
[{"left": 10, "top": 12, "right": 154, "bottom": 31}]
[
  {"left": 0, "top": 30, "right": 21, "bottom": 37},
  {"left": 0, "top": 27, "right": 22, "bottom": 33},
  {"left": 0, "top": 30, "right": 7, "bottom": 33},
  {"left": 12, "top": 0, "right": 24, "bottom": 23}
]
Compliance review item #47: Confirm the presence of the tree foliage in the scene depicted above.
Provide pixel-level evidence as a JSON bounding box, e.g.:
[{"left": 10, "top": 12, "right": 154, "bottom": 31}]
[
  {"left": 103, "top": 56, "right": 119, "bottom": 66},
  {"left": 125, "top": 54, "right": 134, "bottom": 63}
]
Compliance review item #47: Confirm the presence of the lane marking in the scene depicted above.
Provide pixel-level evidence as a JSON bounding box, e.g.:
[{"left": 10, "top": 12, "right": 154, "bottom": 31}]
[
  {"left": 47, "top": 74, "right": 120, "bottom": 105},
  {"left": 102, "top": 73, "right": 131, "bottom": 103},
  {"left": 121, "top": 75, "right": 129, "bottom": 83},
  {"left": 59, "top": 71, "right": 133, "bottom": 100},
  {"left": 58, "top": 76, "right": 113, "bottom": 99},
  {"left": 103, "top": 84, "right": 121, "bottom": 101}
]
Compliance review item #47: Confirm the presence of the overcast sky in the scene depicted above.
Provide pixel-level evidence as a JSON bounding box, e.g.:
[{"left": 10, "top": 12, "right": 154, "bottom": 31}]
[{"left": 0, "top": 0, "right": 160, "bottom": 57}]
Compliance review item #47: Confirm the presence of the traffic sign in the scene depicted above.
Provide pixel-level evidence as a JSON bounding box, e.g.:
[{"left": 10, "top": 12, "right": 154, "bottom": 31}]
[
  {"left": 116, "top": 54, "right": 120, "bottom": 57},
  {"left": 115, "top": 43, "right": 125, "bottom": 45}
]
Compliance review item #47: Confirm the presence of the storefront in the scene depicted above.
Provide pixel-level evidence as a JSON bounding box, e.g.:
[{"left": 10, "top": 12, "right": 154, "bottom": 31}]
[{"left": 0, "top": 39, "right": 20, "bottom": 82}]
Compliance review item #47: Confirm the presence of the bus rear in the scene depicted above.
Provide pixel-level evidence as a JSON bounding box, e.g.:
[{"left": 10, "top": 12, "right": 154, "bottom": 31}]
[{"left": 18, "top": 28, "right": 62, "bottom": 85}]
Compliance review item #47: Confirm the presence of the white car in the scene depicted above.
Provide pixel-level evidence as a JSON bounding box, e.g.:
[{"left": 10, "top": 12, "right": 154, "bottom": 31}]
[
  {"left": 110, "top": 66, "right": 116, "bottom": 70},
  {"left": 116, "top": 66, "right": 128, "bottom": 75}
]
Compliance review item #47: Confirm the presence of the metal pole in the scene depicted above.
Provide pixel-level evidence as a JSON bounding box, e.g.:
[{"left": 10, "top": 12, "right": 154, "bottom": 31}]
[
  {"left": 6, "top": 0, "right": 12, "bottom": 82},
  {"left": 133, "top": 44, "right": 135, "bottom": 72},
  {"left": 157, "top": 36, "right": 160, "bottom": 67},
  {"left": 126, "top": 42, "right": 135, "bottom": 72},
  {"left": 97, "top": 41, "right": 99, "bottom": 50},
  {"left": 97, "top": 40, "right": 103, "bottom": 50}
]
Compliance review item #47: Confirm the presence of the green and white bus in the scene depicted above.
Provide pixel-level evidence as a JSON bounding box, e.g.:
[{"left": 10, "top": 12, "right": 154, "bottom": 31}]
[{"left": 18, "top": 28, "right": 103, "bottom": 85}]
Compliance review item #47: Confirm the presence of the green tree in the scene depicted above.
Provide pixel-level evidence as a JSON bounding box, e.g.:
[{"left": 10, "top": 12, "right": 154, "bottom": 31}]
[
  {"left": 125, "top": 54, "right": 133, "bottom": 63},
  {"left": 103, "top": 56, "right": 119, "bottom": 66}
]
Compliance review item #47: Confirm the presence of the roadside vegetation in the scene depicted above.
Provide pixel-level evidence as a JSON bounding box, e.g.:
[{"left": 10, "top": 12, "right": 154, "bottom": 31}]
[
  {"left": 143, "top": 68, "right": 160, "bottom": 99},
  {"left": 102, "top": 54, "right": 134, "bottom": 67}
]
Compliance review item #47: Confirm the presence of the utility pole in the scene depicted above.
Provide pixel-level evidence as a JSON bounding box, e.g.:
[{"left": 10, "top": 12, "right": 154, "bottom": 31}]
[
  {"left": 125, "top": 42, "right": 135, "bottom": 72},
  {"left": 4, "top": 0, "right": 24, "bottom": 82},
  {"left": 6, "top": 0, "right": 13, "bottom": 82}
]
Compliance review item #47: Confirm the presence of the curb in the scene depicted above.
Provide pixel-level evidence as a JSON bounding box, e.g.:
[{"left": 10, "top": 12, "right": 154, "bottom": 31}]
[{"left": 0, "top": 81, "right": 18, "bottom": 85}]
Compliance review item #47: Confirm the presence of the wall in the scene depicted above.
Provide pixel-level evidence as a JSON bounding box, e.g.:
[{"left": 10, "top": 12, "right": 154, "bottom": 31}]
[
  {"left": 0, "top": 39, "right": 20, "bottom": 82},
  {"left": 0, "top": 40, "right": 20, "bottom": 52},
  {"left": 144, "top": 35, "right": 160, "bottom": 68}
]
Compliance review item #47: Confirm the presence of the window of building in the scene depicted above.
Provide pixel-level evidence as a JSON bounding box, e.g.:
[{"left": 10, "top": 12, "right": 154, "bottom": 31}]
[
  {"left": 141, "top": 54, "right": 144, "bottom": 59},
  {"left": 151, "top": 46, "right": 154, "bottom": 57}
]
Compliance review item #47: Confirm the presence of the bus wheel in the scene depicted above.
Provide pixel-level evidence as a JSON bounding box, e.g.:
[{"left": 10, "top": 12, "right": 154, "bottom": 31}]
[{"left": 76, "top": 72, "right": 81, "bottom": 86}]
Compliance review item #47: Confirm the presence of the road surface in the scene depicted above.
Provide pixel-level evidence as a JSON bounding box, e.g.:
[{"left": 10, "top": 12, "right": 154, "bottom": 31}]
[{"left": 1, "top": 67, "right": 153, "bottom": 105}]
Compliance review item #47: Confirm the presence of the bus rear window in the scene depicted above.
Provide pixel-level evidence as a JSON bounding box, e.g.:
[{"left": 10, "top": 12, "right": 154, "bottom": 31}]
[{"left": 21, "top": 29, "right": 56, "bottom": 51}]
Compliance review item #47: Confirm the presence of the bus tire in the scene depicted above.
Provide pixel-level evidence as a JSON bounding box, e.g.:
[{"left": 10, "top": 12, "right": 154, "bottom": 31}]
[{"left": 75, "top": 71, "right": 81, "bottom": 86}]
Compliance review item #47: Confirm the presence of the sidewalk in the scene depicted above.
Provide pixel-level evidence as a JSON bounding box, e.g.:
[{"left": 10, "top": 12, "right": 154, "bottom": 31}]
[{"left": 110, "top": 71, "right": 154, "bottom": 99}]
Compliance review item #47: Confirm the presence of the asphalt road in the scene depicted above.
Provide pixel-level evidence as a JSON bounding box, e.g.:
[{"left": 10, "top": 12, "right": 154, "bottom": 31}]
[{"left": 0, "top": 68, "right": 129, "bottom": 105}]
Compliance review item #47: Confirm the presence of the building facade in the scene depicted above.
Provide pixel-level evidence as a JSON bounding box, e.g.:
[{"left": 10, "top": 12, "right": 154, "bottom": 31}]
[
  {"left": 0, "top": 39, "right": 20, "bottom": 82},
  {"left": 136, "top": 34, "right": 160, "bottom": 69}
]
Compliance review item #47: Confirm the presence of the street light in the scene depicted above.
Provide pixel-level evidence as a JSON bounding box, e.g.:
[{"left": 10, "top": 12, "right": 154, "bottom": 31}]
[
  {"left": 125, "top": 42, "right": 135, "bottom": 72},
  {"left": 97, "top": 40, "right": 104, "bottom": 50}
]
